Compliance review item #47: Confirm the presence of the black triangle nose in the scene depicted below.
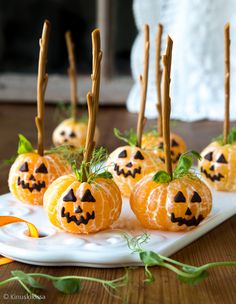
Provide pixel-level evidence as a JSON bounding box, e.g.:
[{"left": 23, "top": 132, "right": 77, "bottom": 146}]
[
  {"left": 185, "top": 208, "right": 192, "bottom": 216},
  {"left": 29, "top": 174, "right": 36, "bottom": 181},
  {"left": 209, "top": 165, "right": 214, "bottom": 171},
  {"left": 126, "top": 162, "right": 133, "bottom": 168}
]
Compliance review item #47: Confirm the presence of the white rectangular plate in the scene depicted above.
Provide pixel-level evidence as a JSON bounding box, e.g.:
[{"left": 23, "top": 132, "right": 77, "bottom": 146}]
[{"left": 0, "top": 191, "right": 235, "bottom": 268}]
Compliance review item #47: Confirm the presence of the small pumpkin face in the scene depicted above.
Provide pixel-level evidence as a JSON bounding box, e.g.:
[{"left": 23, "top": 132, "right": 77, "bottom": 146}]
[
  {"left": 106, "top": 146, "right": 164, "bottom": 197},
  {"left": 199, "top": 141, "right": 236, "bottom": 191},
  {"left": 142, "top": 132, "right": 186, "bottom": 167},
  {"left": 44, "top": 175, "right": 122, "bottom": 234},
  {"left": 8, "top": 153, "right": 71, "bottom": 205},
  {"left": 130, "top": 174, "right": 212, "bottom": 231},
  {"left": 52, "top": 118, "right": 99, "bottom": 148}
]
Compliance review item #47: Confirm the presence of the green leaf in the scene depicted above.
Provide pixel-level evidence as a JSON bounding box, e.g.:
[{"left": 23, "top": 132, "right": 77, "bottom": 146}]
[
  {"left": 17, "top": 134, "right": 34, "bottom": 155},
  {"left": 97, "top": 171, "right": 113, "bottom": 179},
  {"left": 71, "top": 160, "right": 82, "bottom": 182},
  {"left": 153, "top": 171, "right": 171, "bottom": 183},
  {"left": 178, "top": 271, "right": 209, "bottom": 285},
  {"left": 114, "top": 128, "right": 137, "bottom": 146},
  {"left": 227, "top": 128, "right": 236, "bottom": 144},
  {"left": 11, "top": 271, "right": 44, "bottom": 289},
  {"left": 173, "top": 150, "right": 201, "bottom": 179},
  {"left": 140, "top": 251, "right": 164, "bottom": 266},
  {"left": 53, "top": 278, "right": 81, "bottom": 294}
]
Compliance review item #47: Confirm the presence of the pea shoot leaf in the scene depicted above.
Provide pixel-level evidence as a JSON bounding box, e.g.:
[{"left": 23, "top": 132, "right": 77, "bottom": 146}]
[
  {"left": 114, "top": 128, "right": 137, "bottom": 146},
  {"left": 153, "top": 171, "right": 171, "bottom": 183},
  {"left": 97, "top": 171, "right": 113, "bottom": 179},
  {"left": 17, "top": 134, "right": 34, "bottom": 154},
  {"left": 140, "top": 251, "right": 164, "bottom": 266},
  {"left": 173, "top": 150, "right": 201, "bottom": 179},
  {"left": 11, "top": 271, "right": 44, "bottom": 289},
  {"left": 53, "top": 278, "right": 81, "bottom": 294}
]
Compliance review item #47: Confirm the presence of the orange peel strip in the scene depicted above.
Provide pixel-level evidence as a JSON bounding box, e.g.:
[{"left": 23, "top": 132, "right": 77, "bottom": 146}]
[{"left": 0, "top": 216, "right": 39, "bottom": 265}]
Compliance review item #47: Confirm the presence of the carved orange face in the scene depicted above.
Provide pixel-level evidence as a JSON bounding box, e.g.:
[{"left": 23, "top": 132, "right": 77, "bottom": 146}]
[
  {"left": 52, "top": 118, "right": 99, "bottom": 148},
  {"left": 8, "top": 153, "right": 71, "bottom": 205},
  {"left": 199, "top": 141, "right": 236, "bottom": 191},
  {"left": 44, "top": 175, "right": 122, "bottom": 234},
  {"left": 142, "top": 132, "right": 186, "bottom": 167},
  {"left": 130, "top": 174, "right": 212, "bottom": 231},
  {"left": 106, "top": 145, "right": 164, "bottom": 197}
]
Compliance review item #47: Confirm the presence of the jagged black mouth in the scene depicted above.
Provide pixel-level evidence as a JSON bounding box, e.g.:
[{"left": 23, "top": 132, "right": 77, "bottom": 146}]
[
  {"left": 200, "top": 167, "right": 224, "bottom": 182},
  {"left": 114, "top": 164, "right": 141, "bottom": 178},
  {"left": 171, "top": 213, "right": 204, "bottom": 226},
  {"left": 17, "top": 177, "right": 46, "bottom": 192},
  {"left": 61, "top": 207, "right": 95, "bottom": 226}
]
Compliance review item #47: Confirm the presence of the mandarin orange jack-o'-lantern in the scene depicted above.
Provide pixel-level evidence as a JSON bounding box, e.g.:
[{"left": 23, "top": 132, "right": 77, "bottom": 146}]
[
  {"left": 107, "top": 25, "right": 164, "bottom": 197},
  {"left": 52, "top": 32, "right": 99, "bottom": 149},
  {"left": 130, "top": 169, "right": 212, "bottom": 232},
  {"left": 52, "top": 118, "right": 99, "bottom": 148},
  {"left": 199, "top": 141, "right": 236, "bottom": 191},
  {"left": 8, "top": 22, "right": 71, "bottom": 205},
  {"left": 107, "top": 142, "right": 164, "bottom": 197},
  {"left": 199, "top": 25, "right": 236, "bottom": 192},
  {"left": 142, "top": 132, "right": 186, "bottom": 166},
  {"left": 45, "top": 29, "right": 121, "bottom": 234},
  {"left": 131, "top": 36, "right": 212, "bottom": 232},
  {"left": 9, "top": 141, "right": 71, "bottom": 205},
  {"left": 44, "top": 173, "right": 122, "bottom": 234}
]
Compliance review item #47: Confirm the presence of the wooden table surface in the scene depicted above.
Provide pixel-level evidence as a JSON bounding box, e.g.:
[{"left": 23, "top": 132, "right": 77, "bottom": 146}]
[{"left": 0, "top": 104, "right": 235, "bottom": 304}]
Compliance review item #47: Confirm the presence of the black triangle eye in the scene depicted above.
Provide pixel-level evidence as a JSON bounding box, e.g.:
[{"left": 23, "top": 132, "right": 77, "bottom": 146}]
[
  {"left": 216, "top": 154, "right": 227, "bottom": 164},
  {"left": 204, "top": 152, "right": 213, "bottom": 161},
  {"left": 81, "top": 189, "right": 96, "bottom": 202},
  {"left": 174, "top": 191, "right": 186, "bottom": 203},
  {"left": 63, "top": 189, "right": 77, "bottom": 202},
  {"left": 134, "top": 151, "right": 144, "bottom": 160},
  {"left": 118, "top": 150, "right": 127, "bottom": 158},
  {"left": 19, "top": 162, "right": 29, "bottom": 172},
  {"left": 191, "top": 191, "right": 202, "bottom": 203},
  {"left": 69, "top": 131, "right": 76, "bottom": 138},
  {"left": 35, "top": 163, "right": 48, "bottom": 173},
  {"left": 171, "top": 139, "right": 179, "bottom": 147}
]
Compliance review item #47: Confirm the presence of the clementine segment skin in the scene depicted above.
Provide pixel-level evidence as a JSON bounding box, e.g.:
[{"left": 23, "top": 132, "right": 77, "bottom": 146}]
[
  {"left": 8, "top": 153, "right": 71, "bottom": 205},
  {"left": 52, "top": 118, "right": 99, "bottom": 148},
  {"left": 199, "top": 141, "right": 236, "bottom": 191},
  {"left": 106, "top": 146, "right": 164, "bottom": 197},
  {"left": 142, "top": 132, "right": 186, "bottom": 167},
  {"left": 44, "top": 175, "right": 122, "bottom": 234},
  {"left": 130, "top": 174, "right": 212, "bottom": 232}
]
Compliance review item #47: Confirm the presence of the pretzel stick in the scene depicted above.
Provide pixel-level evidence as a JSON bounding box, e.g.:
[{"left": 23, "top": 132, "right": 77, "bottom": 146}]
[
  {"left": 224, "top": 23, "right": 230, "bottom": 145},
  {"left": 82, "top": 29, "right": 102, "bottom": 182},
  {"left": 156, "top": 23, "right": 163, "bottom": 136},
  {"left": 65, "top": 31, "right": 78, "bottom": 122},
  {"left": 162, "top": 36, "right": 173, "bottom": 178},
  {"left": 136, "top": 24, "right": 150, "bottom": 148},
  {"left": 35, "top": 20, "right": 50, "bottom": 156}
]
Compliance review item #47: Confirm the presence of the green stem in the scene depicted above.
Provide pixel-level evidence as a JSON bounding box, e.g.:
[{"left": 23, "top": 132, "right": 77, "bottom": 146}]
[
  {"left": 197, "top": 261, "right": 236, "bottom": 271},
  {"left": 0, "top": 277, "right": 18, "bottom": 286},
  {"left": 29, "top": 273, "right": 125, "bottom": 287},
  {"left": 160, "top": 262, "right": 200, "bottom": 278}
]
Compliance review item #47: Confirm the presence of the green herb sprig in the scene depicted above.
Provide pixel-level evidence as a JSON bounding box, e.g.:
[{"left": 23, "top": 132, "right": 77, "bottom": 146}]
[
  {"left": 72, "top": 147, "right": 113, "bottom": 183},
  {"left": 124, "top": 233, "right": 236, "bottom": 285},
  {"left": 153, "top": 150, "right": 201, "bottom": 184},
  {"left": 114, "top": 128, "right": 137, "bottom": 147},
  {"left": 0, "top": 270, "right": 128, "bottom": 299}
]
